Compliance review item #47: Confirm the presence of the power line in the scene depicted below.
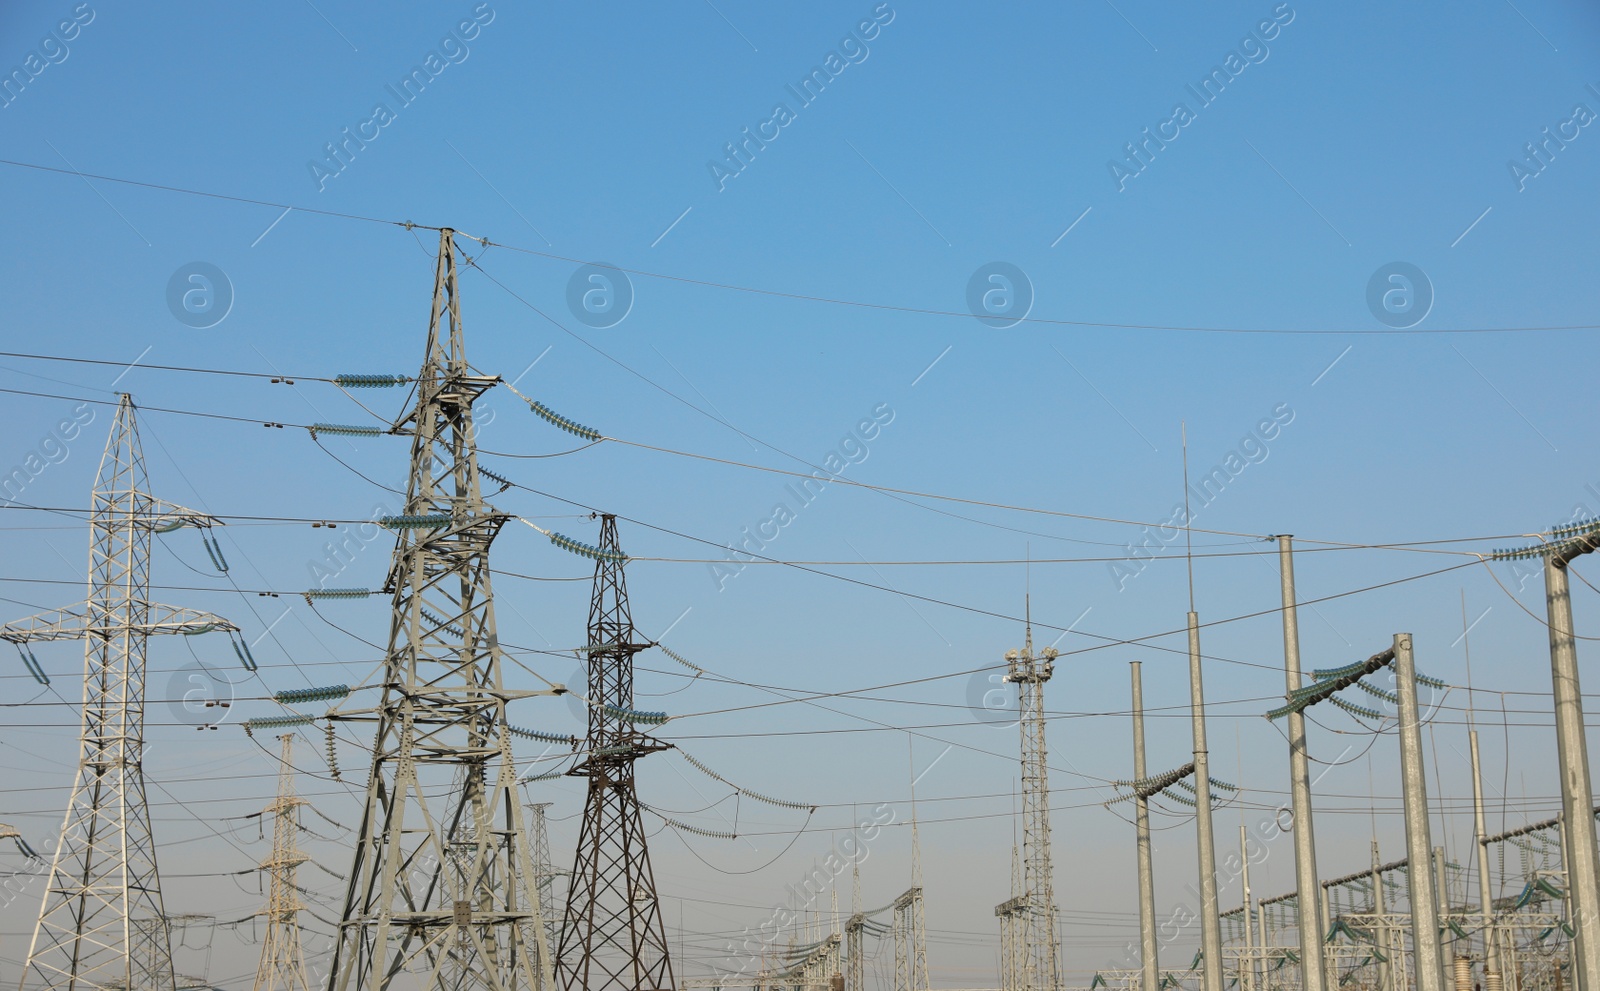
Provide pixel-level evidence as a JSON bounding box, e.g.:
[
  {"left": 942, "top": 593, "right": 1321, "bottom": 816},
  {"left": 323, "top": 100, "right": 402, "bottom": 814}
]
[{"left": 4, "top": 156, "right": 1599, "bottom": 336}]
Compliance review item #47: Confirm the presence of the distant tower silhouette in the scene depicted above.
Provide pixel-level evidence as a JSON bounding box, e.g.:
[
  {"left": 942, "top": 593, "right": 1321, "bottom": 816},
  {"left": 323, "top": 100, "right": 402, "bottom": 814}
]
[
  {"left": 556, "top": 515, "right": 674, "bottom": 991},
  {"left": 2, "top": 394, "right": 239, "bottom": 991},
  {"left": 1005, "top": 601, "right": 1061, "bottom": 991},
  {"left": 252, "top": 735, "right": 314, "bottom": 991},
  {"left": 527, "top": 802, "right": 561, "bottom": 963}
]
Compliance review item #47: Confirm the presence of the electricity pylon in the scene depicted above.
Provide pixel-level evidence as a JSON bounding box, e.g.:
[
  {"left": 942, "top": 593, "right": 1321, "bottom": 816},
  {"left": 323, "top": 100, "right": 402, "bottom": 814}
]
[
  {"left": 1004, "top": 602, "right": 1060, "bottom": 991},
  {"left": 325, "top": 229, "right": 555, "bottom": 991},
  {"left": 253, "top": 735, "right": 314, "bottom": 991},
  {"left": 845, "top": 866, "right": 865, "bottom": 991},
  {"left": 526, "top": 803, "right": 560, "bottom": 964},
  {"left": 2, "top": 393, "right": 238, "bottom": 991},
  {"left": 996, "top": 847, "right": 1027, "bottom": 991},
  {"left": 892, "top": 803, "right": 928, "bottom": 991},
  {"left": 556, "top": 515, "right": 675, "bottom": 991}
]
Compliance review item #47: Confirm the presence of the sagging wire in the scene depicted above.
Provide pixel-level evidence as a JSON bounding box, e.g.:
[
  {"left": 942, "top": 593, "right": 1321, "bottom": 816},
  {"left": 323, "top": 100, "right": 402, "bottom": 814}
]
[{"left": 153, "top": 515, "right": 230, "bottom": 574}]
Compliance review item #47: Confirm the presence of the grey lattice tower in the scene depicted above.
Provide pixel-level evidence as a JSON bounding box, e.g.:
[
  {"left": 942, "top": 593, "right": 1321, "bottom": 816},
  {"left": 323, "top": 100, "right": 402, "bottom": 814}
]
[
  {"left": 1003, "top": 602, "right": 1060, "bottom": 991},
  {"left": 556, "top": 515, "right": 674, "bottom": 991},
  {"left": 890, "top": 887, "right": 926, "bottom": 991},
  {"left": 526, "top": 803, "right": 560, "bottom": 964},
  {"left": 253, "top": 735, "right": 314, "bottom": 991},
  {"left": 325, "top": 229, "right": 554, "bottom": 991},
  {"left": 995, "top": 847, "right": 1026, "bottom": 991},
  {"left": 2, "top": 394, "right": 239, "bottom": 991}
]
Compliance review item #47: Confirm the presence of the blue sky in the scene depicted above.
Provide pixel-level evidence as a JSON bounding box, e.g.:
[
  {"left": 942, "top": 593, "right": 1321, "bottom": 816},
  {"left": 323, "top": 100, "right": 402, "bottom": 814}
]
[{"left": 3, "top": 1, "right": 1600, "bottom": 987}]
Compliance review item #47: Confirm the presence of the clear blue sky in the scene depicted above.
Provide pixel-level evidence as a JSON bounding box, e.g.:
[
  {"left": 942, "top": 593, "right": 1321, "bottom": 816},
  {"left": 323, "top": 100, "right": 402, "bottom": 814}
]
[{"left": 3, "top": 1, "right": 1600, "bottom": 987}]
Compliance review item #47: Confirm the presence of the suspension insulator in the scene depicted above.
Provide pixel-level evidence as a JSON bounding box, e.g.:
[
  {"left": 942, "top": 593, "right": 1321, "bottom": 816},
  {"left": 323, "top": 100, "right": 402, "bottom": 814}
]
[
  {"left": 275, "top": 684, "right": 351, "bottom": 705},
  {"left": 305, "top": 588, "right": 371, "bottom": 600},
  {"left": 379, "top": 514, "right": 451, "bottom": 530},
  {"left": 527, "top": 400, "right": 601, "bottom": 442},
  {"left": 548, "top": 532, "right": 626, "bottom": 562},
  {"left": 246, "top": 714, "right": 314, "bottom": 731},
  {"left": 310, "top": 423, "right": 385, "bottom": 437},
  {"left": 334, "top": 374, "right": 409, "bottom": 388}
]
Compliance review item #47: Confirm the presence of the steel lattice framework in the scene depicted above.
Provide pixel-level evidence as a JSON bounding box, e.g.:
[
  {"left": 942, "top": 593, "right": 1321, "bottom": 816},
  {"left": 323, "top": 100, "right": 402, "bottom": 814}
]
[
  {"left": 3, "top": 393, "right": 239, "bottom": 991},
  {"left": 556, "top": 515, "right": 675, "bottom": 991},
  {"left": 1004, "top": 609, "right": 1061, "bottom": 991},
  {"left": 996, "top": 847, "right": 1028, "bottom": 991},
  {"left": 526, "top": 803, "right": 560, "bottom": 964},
  {"left": 891, "top": 887, "right": 927, "bottom": 991},
  {"left": 325, "top": 229, "right": 555, "bottom": 991},
  {"left": 253, "top": 735, "right": 315, "bottom": 991}
]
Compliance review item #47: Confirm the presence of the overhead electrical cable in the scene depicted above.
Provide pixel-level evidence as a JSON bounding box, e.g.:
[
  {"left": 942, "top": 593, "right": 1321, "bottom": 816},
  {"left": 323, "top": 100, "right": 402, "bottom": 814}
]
[{"left": 5, "top": 157, "right": 1600, "bottom": 335}]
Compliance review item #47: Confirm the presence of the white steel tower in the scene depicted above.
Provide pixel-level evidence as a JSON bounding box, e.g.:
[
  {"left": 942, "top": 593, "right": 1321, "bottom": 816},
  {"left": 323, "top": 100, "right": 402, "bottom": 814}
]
[
  {"left": 252, "top": 735, "right": 315, "bottom": 991},
  {"left": 3, "top": 394, "right": 239, "bottom": 991}
]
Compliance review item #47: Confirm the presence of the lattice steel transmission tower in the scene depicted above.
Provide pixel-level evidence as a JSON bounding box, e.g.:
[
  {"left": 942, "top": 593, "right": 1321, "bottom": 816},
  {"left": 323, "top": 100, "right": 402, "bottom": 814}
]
[
  {"left": 890, "top": 887, "right": 926, "bottom": 991},
  {"left": 844, "top": 867, "right": 865, "bottom": 991},
  {"left": 325, "top": 229, "right": 555, "bottom": 991},
  {"left": 253, "top": 735, "right": 314, "bottom": 991},
  {"left": 1003, "top": 603, "right": 1061, "bottom": 991},
  {"left": 556, "top": 515, "right": 675, "bottom": 991},
  {"left": 3, "top": 393, "right": 239, "bottom": 991},
  {"left": 995, "top": 846, "right": 1027, "bottom": 991},
  {"left": 526, "top": 803, "right": 560, "bottom": 961},
  {"left": 891, "top": 812, "right": 928, "bottom": 991}
]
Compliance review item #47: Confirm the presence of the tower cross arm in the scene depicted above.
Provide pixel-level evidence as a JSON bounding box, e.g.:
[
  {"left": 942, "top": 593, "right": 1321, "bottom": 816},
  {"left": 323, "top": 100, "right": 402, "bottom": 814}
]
[
  {"left": 1, "top": 602, "right": 239, "bottom": 642},
  {"left": 142, "top": 496, "right": 226, "bottom": 531}
]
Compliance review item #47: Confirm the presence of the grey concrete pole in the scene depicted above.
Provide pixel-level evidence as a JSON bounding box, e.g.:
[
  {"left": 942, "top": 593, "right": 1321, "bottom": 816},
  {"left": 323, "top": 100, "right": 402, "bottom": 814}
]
[
  {"left": 1189, "top": 613, "right": 1225, "bottom": 991},
  {"left": 1255, "top": 903, "right": 1268, "bottom": 991},
  {"left": 1133, "top": 662, "right": 1160, "bottom": 991},
  {"left": 1395, "top": 633, "right": 1446, "bottom": 991},
  {"left": 1241, "top": 827, "right": 1256, "bottom": 991},
  {"left": 1545, "top": 555, "right": 1600, "bottom": 991},
  {"left": 1470, "top": 730, "right": 1497, "bottom": 984},
  {"left": 1276, "top": 536, "right": 1327, "bottom": 991}
]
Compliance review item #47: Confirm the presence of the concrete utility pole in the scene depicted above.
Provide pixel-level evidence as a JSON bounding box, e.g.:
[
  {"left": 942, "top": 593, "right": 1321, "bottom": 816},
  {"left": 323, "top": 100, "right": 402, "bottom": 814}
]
[
  {"left": 1493, "top": 523, "right": 1600, "bottom": 991},
  {"left": 1545, "top": 552, "right": 1600, "bottom": 991},
  {"left": 1188, "top": 613, "right": 1224, "bottom": 991},
  {"left": 1395, "top": 634, "right": 1446, "bottom": 991},
  {"left": 1240, "top": 827, "right": 1256, "bottom": 991},
  {"left": 1132, "top": 662, "right": 1159, "bottom": 991},
  {"left": 1275, "top": 536, "right": 1327, "bottom": 991},
  {"left": 1471, "top": 729, "right": 1499, "bottom": 986}
]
